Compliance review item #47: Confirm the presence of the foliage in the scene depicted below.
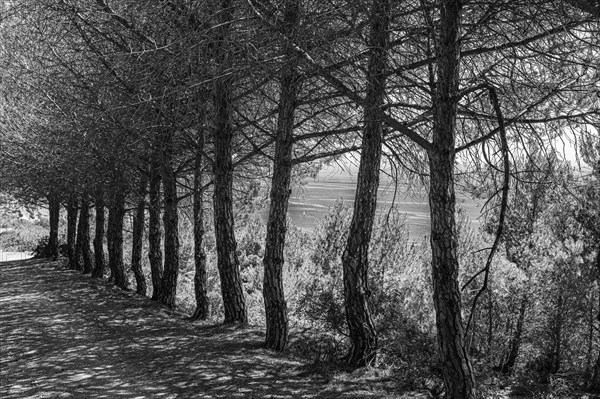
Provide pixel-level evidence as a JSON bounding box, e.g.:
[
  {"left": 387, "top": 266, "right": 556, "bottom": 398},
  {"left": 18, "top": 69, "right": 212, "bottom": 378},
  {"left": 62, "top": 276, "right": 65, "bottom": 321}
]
[
  {"left": 0, "top": 216, "right": 50, "bottom": 253},
  {"left": 0, "top": 0, "right": 598, "bottom": 396},
  {"left": 295, "top": 201, "right": 439, "bottom": 378}
]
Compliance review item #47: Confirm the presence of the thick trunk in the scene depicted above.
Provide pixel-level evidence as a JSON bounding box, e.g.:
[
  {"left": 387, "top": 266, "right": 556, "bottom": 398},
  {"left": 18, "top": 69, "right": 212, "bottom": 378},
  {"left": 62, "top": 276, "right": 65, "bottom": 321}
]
[
  {"left": 108, "top": 190, "right": 128, "bottom": 290},
  {"left": 75, "top": 195, "right": 94, "bottom": 274},
  {"left": 158, "top": 140, "right": 179, "bottom": 308},
  {"left": 148, "top": 161, "right": 163, "bottom": 300},
  {"left": 501, "top": 295, "right": 528, "bottom": 374},
  {"left": 429, "top": 151, "right": 475, "bottom": 399},
  {"left": 262, "top": 0, "right": 302, "bottom": 352},
  {"left": 66, "top": 195, "right": 79, "bottom": 270},
  {"left": 47, "top": 192, "right": 60, "bottom": 260},
  {"left": 340, "top": 0, "right": 389, "bottom": 368},
  {"left": 191, "top": 130, "right": 209, "bottom": 320},
  {"left": 92, "top": 189, "right": 107, "bottom": 278},
  {"left": 131, "top": 175, "right": 148, "bottom": 296},
  {"left": 212, "top": 0, "right": 247, "bottom": 324},
  {"left": 429, "top": 1, "right": 476, "bottom": 398}
]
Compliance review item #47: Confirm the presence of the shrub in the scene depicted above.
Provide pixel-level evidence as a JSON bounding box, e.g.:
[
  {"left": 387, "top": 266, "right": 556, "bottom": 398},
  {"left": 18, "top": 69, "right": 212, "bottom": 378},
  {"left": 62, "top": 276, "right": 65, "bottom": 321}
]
[
  {"left": 293, "top": 201, "right": 439, "bottom": 372},
  {"left": 0, "top": 220, "right": 48, "bottom": 253}
]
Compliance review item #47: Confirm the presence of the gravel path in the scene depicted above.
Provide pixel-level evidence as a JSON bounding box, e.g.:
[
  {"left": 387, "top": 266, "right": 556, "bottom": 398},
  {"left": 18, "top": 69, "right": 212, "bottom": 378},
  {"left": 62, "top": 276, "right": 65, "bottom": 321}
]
[{"left": 0, "top": 259, "right": 391, "bottom": 399}]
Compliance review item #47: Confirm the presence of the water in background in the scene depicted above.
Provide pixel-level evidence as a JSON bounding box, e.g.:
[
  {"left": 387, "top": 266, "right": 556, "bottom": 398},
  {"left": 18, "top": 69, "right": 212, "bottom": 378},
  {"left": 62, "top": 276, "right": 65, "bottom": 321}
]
[{"left": 262, "top": 164, "right": 482, "bottom": 238}]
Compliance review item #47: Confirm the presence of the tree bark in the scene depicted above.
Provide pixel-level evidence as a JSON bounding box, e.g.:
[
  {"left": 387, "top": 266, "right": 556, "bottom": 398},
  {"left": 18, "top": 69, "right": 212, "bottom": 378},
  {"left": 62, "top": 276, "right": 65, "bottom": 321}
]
[
  {"left": 148, "top": 160, "right": 163, "bottom": 300},
  {"left": 500, "top": 295, "right": 528, "bottom": 374},
  {"left": 75, "top": 194, "right": 94, "bottom": 274},
  {"left": 340, "top": 0, "right": 389, "bottom": 368},
  {"left": 429, "top": 1, "right": 476, "bottom": 398},
  {"left": 591, "top": 355, "right": 600, "bottom": 392},
  {"left": 107, "top": 189, "right": 128, "bottom": 290},
  {"left": 47, "top": 192, "right": 60, "bottom": 260},
  {"left": 589, "top": 252, "right": 600, "bottom": 391},
  {"left": 262, "top": 0, "right": 302, "bottom": 352},
  {"left": 131, "top": 175, "right": 148, "bottom": 296},
  {"left": 548, "top": 292, "right": 564, "bottom": 374},
  {"left": 191, "top": 129, "right": 209, "bottom": 320},
  {"left": 212, "top": 0, "right": 247, "bottom": 324},
  {"left": 92, "top": 188, "right": 106, "bottom": 279},
  {"left": 66, "top": 195, "right": 79, "bottom": 270},
  {"left": 158, "top": 137, "right": 179, "bottom": 308}
]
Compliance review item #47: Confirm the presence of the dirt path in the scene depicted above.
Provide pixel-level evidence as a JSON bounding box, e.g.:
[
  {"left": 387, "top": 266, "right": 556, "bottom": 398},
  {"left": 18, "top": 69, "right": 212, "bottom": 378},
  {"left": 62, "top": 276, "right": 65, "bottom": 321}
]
[{"left": 0, "top": 259, "right": 398, "bottom": 399}]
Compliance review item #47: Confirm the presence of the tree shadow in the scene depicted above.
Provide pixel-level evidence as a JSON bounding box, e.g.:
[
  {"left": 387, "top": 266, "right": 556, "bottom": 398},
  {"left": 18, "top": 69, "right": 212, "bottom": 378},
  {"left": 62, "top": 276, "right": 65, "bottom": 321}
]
[{"left": 0, "top": 259, "right": 389, "bottom": 398}]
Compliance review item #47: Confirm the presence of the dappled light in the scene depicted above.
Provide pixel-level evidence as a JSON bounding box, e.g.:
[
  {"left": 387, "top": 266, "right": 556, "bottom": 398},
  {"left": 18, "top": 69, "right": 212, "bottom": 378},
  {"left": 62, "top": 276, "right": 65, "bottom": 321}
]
[
  {"left": 1, "top": 0, "right": 599, "bottom": 397},
  {"left": 0, "top": 259, "right": 398, "bottom": 398}
]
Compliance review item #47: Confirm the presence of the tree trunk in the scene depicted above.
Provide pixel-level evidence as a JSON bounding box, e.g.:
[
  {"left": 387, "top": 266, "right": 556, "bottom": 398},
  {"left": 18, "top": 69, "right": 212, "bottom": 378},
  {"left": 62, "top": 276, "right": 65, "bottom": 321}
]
[
  {"left": 148, "top": 160, "right": 163, "bottom": 300},
  {"left": 92, "top": 188, "right": 106, "bottom": 278},
  {"left": 212, "top": 0, "right": 247, "bottom": 324},
  {"left": 191, "top": 129, "right": 209, "bottom": 320},
  {"left": 131, "top": 175, "right": 148, "bottom": 296},
  {"left": 589, "top": 252, "right": 600, "bottom": 391},
  {"left": 262, "top": 0, "right": 302, "bottom": 352},
  {"left": 47, "top": 192, "right": 60, "bottom": 260},
  {"left": 548, "top": 292, "right": 563, "bottom": 374},
  {"left": 108, "top": 190, "right": 128, "bottom": 290},
  {"left": 429, "top": 152, "right": 475, "bottom": 399},
  {"left": 66, "top": 195, "right": 79, "bottom": 270},
  {"left": 587, "top": 290, "right": 595, "bottom": 372},
  {"left": 429, "top": 1, "right": 476, "bottom": 398},
  {"left": 590, "top": 349, "right": 600, "bottom": 392},
  {"left": 500, "top": 295, "right": 528, "bottom": 374},
  {"left": 75, "top": 195, "right": 94, "bottom": 274},
  {"left": 158, "top": 137, "right": 179, "bottom": 308},
  {"left": 487, "top": 291, "right": 494, "bottom": 357},
  {"left": 340, "top": 0, "right": 389, "bottom": 368}
]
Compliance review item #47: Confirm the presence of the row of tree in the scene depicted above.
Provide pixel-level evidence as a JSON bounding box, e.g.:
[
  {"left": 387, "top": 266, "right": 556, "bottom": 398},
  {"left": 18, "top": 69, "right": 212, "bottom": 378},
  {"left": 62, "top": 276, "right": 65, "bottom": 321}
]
[{"left": 1, "top": 0, "right": 599, "bottom": 397}]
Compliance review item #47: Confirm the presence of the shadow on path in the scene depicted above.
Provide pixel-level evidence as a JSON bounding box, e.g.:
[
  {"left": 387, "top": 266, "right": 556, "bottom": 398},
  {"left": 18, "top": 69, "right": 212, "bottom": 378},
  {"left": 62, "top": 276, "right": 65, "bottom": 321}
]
[{"left": 0, "top": 259, "right": 390, "bottom": 398}]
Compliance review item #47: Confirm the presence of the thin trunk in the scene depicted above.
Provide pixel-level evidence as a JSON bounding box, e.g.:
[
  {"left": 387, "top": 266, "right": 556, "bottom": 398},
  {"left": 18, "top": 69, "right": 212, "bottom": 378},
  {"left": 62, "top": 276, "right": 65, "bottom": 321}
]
[
  {"left": 586, "top": 290, "right": 595, "bottom": 372},
  {"left": 191, "top": 130, "right": 209, "bottom": 320},
  {"left": 66, "top": 195, "right": 78, "bottom": 270},
  {"left": 92, "top": 188, "right": 106, "bottom": 278},
  {"left": 108, "top": 190, "right": 128, "bottom": 290},
  {"left": 131, "top": 175, "right": 148, "bottom": 296},
  {"left": 487, "top": 291, "right": 494, "bottom": 357},
  {"left": 148, "top": 161, "right": 163, "bottom": 300},
  {"left": 212, "top": 0, "right": 247, "bottom": 324},
  {"left": 591, "top": 355, "right": 600, "bottom": 392},
  {"left": 500, "top": 295, "right": 528, "bottom": 374},
  {"left": 47, "top": 192, "right": 60, "bottom": 260},
  {"left": 75, "top": 195, "right": 94, "bottom": 274},
  {"left": 549, "top": 293, "right": 563, "bottom": 374},
  {"left": 158, "top": 138, "right": 179, "bottom": 308},
  {"left": 340, "top": 0, "right": 389, "bottom": 368},
  {"left": 429, "top": 1, "right": 476, "bottom": 398},
  {"left": 263, "top": 0, "right": 302, "bottom": 352}
]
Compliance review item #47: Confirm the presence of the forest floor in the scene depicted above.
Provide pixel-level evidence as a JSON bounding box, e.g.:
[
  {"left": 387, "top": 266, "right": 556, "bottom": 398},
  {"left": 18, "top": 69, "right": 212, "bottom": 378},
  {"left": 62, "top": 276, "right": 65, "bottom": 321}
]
[{"left": 0, "top": 258, "right": 431, "bottom": 399}]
